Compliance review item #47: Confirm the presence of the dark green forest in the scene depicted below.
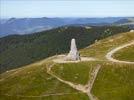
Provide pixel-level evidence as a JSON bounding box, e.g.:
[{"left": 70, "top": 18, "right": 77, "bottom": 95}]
[{"left": 0, "top": 26, "right": 130, "bottom": 73}]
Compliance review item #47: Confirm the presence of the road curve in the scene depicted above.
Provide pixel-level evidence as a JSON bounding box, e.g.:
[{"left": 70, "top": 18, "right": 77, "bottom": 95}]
[{"left": 106, "top": 41, "right": 134, "bottom": 64}]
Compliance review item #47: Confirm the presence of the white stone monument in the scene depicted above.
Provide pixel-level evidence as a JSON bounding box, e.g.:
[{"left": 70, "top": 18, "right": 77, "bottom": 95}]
[
  {"left": 130, "top": 30, "right": 134, "bottom": 32},
  {"left": 65, "top": 38, "right": 81, "bottom": 61}
]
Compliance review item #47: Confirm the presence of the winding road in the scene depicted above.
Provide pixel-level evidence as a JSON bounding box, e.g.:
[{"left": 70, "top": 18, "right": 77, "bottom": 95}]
[{"left": 106, "top": 41, "right": 134, "bottom": 64}]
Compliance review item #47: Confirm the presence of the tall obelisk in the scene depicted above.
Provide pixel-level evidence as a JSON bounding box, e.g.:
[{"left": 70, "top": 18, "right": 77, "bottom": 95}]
[{"left": 65, "top": 38, "right": 80, "bottom": 60}]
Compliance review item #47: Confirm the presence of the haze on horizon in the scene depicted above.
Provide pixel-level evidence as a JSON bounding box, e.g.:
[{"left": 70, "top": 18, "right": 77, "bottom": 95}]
[{"left": 1, "top": 0, "right": 134, "bottom": 18}]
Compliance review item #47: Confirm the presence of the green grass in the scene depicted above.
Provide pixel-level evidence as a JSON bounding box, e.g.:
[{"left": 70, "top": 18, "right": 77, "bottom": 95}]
[
  {"left": 113, "top": 45, "right": 134, "bottom": 62},
  {"left": 91, "top": 63, "right": 134, "bottom": 100},
  {"left": 1, "top": 31, "right": 134, "bottom": 100},
  {"left": 80, "top": 32, "right": 134, "bottom": 60},
  {"left": 0, "top": 61, "right": 89, "bottom": 100},
  {"left": 0, "top": 93, "right": 89, "bottom": 100},
  {"left": 51, "top": 62, "right": 99, "bottom": 85},
  {"left": 80, "top": 32, "right": 134, "bottom": 100}
]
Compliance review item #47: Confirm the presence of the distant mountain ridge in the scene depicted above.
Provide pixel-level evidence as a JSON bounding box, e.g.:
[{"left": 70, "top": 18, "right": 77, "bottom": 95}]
[
  {"left": 113, "top": 18, "right": 134, "bottom": 25},
  {"left": 1, "top": 17, "right": 133, "bottom": 37}
]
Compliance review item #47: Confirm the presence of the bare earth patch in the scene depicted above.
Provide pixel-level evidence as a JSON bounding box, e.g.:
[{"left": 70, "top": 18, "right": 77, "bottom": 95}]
[{"left": 53, "top": 55, "right": 96, "bottom": 63}]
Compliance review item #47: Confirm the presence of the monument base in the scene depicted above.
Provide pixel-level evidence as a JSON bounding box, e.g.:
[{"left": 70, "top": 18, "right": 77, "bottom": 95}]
[
  {"left": 65, "top": 51, "right": 81, "bottom": 61},
  {"left": 53, "top": 55, "right": 95, "bottom": 63}
]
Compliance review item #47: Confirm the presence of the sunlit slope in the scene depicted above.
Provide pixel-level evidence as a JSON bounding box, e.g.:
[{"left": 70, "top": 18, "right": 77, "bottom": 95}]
[
  {"left": 92, "top": 63, "right": 134, "bottom": 100},
  {"left": 0, "top": 60, "right": 89, "bottom": 100},
  {"left": 80, "top": 32, "right": 134, "bottom": 60},
  {"left": 113, "top": 45, "right": 134, "bottom": 62},
  {"left": 0, "top": 31, "right": 134, "bottom": 100},
  {"left": 80, "top": 32, "right": 134, "bottom": 100},
  {"left": 51, "top": 32, "right": 134, "bottom": 100},
  {"left": 51, "top": 62, "right": 98, "bottom": 85}
]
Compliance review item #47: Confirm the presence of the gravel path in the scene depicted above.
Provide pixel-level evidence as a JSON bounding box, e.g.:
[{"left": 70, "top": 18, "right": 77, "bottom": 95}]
[
  {"left": 53, "top": 55, "right": 96, "bottom": 63},
  {"left": 106, "top": 41, "right": 134, "bottom": 64},
  {"left": 46, "top": 63, "right": 101, "bottom": 100}
]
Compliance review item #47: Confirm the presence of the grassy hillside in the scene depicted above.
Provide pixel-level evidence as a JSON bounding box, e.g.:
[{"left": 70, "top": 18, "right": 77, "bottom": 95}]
[
  {"left": 0, "top": 93, "right": 89, "bottom": 100},
  {"left": 80, "top": 31, "right": 134, "bottom": 59},
  {"left": 92, "top": 63, "right": 134, "bottom": 100},
  {"left": 0, "top": 26, "right": 129, "bottom": 73},
  {"left": 51, "top": 62, "right": 97, "bottom": 85},
  {"left": 80, "top": 32, "right": 134, "bottom": 100},
  {"left": 0, "top": 31, "right": 134, "bottom": 100},
  {"left": 0, "top": 59, "right": 89, "bottom": 100},
  {"left": 113, "top": 45, "right": 134, "bottom": 62}
]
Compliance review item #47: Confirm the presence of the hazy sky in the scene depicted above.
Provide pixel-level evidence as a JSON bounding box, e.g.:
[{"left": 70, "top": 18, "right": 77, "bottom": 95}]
[{"left": 1, "top": 0, "right": 134, "bottom": 18}]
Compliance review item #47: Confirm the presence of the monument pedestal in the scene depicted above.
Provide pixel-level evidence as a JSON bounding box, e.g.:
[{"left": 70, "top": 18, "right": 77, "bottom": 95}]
[{"left": 65, "top": 38, "right": 80, "bottom": 61}]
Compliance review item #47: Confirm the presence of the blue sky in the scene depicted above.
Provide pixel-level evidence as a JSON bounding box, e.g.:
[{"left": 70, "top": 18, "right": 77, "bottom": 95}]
[{"left": 1, "top": 0, "right": 134, "bottom": 18}]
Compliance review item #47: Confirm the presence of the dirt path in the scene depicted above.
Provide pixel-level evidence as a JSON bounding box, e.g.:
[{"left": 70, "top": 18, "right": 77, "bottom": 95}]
[
  {"left": 2, "top": 40, "right": 134, "bottom": 99},
  {"left": 49, "top": 41, "right": 134, "bottom": 99},
  {"left": 106, "top": 41, "right": 134, "bottom": 64},
  {"left": 53, "top": 55, "right": 96, "bottom": 63},
  {"left": 86, "top": 65, "right": 101, "bottom": 100},
  {"left": 47, "top": 63, "right": 87, "bottom": 93},
  {"left": 46, "top": 63, "right": 101, "bottom": 100},
  {"left": 1, "top": 56, "right": 100, "bottom": 100}
]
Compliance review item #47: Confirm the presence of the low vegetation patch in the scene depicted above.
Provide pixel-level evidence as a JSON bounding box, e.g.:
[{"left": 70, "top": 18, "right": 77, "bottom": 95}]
[
  {"left": 0, "top": 62, "right": 84, "bottom": 99},
  {"left": 113, "top": 45, "right": 134, "bottom": 62},
  {"left": 92, "top": 63, "right": 134, "bottom": 100},
  {"left": 51, "top": 62, "right": 96, "bottom": 85},
  {"left": 80, "top": 32, "right": 134, "bottom": 60},
  {"left": 0, "top": 92, "right": 89, "bottom": 100}
]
